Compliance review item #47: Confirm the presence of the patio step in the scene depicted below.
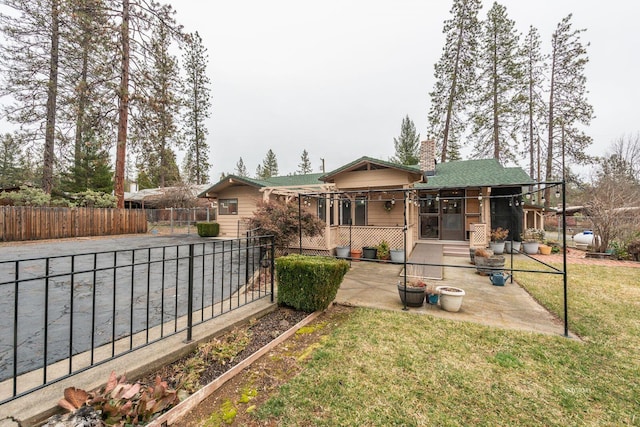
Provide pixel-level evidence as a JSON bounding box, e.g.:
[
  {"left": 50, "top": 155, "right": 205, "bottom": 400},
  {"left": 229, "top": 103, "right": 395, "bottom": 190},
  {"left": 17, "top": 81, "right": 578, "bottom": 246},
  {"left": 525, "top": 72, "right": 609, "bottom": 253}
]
[{"left": 443, "top": 244, "right": 469, "bottom": 257}]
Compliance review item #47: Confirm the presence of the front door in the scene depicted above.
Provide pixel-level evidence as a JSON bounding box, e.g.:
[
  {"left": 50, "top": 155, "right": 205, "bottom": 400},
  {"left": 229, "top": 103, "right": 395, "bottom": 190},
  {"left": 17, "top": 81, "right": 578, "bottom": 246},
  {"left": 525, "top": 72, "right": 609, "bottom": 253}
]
[{"left": 440, "top": 190, "right": 464, "bottom": 240}]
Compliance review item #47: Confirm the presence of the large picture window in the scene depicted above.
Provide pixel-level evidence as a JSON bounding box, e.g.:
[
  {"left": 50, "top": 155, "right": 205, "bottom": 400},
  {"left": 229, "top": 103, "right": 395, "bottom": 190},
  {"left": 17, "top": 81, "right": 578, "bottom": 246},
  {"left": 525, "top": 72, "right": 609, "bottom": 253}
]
[{"left": 218, "top": 198, "right": 238, "bottom": 215}]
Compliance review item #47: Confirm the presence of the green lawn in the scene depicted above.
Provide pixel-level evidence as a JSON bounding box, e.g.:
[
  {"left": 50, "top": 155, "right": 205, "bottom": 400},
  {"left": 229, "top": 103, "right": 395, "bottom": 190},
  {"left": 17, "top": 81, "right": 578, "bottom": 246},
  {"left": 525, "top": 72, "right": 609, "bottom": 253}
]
[{"left": 255, "top": 261, "right": 640, "bottom": 426}]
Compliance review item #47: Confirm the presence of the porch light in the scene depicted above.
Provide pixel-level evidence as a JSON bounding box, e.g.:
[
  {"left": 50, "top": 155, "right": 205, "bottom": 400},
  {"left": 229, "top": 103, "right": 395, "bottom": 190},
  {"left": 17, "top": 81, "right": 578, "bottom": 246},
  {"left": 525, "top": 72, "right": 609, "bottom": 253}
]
[
  {"left": 391, "top": 197, "right": 395, "bottom": 205},
  {"left": 508, "top": 198, "right": 512, "bottom": 207},
  {"left": 515, "top": 199, "right": 519, "bottom": 206},
  {"left": 525, "top": 193, "right": 531, "bottom": 200},
  {"left": 436, "top": 196, "right": 440, "bottom": 202},
  {"left": 541, "top": 194, "right": 546, "bottom": 203},
  {"left": 555, "top": 188, "right": 561, "bottom": 199},
  {"left": 477, "top": 195, "right": 482, "bottom": 201}
]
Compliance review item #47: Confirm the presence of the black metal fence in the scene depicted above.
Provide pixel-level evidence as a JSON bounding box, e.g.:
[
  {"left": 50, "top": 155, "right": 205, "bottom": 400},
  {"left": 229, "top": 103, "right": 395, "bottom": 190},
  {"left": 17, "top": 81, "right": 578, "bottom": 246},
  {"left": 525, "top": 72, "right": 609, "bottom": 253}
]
[{"left": 0, "top": 235, "right": 274, "bottom": 404}]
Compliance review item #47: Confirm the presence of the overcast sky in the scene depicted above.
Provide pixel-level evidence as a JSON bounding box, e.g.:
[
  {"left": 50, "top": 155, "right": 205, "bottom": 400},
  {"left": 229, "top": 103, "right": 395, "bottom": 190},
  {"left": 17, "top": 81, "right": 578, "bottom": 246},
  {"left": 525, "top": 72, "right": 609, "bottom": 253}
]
[{"left": 171, "top": 0, "right": 639, "bottom": 181}]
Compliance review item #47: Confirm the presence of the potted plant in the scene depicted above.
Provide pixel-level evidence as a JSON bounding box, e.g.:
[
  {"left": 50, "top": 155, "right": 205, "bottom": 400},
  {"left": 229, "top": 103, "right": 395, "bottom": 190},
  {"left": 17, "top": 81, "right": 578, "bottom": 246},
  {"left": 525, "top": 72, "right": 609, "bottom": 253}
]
[
  {"left": 362, "top": 246, "right": 378, "bottom": 259},
  {"left": 522, "top": 228, "right": 545, "bottom": 254},
  {"left": 425, "top": 282, "right": 440, "bottom": 305},
  {"left": 436, "top": 286, "right": 465, "bottom": 312},
  {"left": 335, "top": 245, "right": 350, "bottom": 258},
  {"left": 489, "top": 227, "right": 509, "bottom": 254},
  {"left": 504, "top": 239, "right": 522, "bottom": 253},
  {"left": 474, "top": 247, "right": 505, "bottom": 275},
  {"left": 390, "top": 248, "right": 405, "bottom": 263},
  {"left": 397, "top": 279, "right": 426, "bottom": 307},
  {"left": 376, "top": 240, "right": 391, "bottom": 261}
]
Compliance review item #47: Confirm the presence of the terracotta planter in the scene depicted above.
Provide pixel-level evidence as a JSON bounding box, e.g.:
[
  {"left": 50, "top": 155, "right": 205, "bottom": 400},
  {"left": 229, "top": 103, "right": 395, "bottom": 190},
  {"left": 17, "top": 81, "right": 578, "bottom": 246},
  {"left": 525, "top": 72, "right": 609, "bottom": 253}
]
[
  {"left": 350, "top": 249, "right": 362, "bottom": 261},
  {"left": 538, "top": 244, "right": 552, "bottom": 255}
]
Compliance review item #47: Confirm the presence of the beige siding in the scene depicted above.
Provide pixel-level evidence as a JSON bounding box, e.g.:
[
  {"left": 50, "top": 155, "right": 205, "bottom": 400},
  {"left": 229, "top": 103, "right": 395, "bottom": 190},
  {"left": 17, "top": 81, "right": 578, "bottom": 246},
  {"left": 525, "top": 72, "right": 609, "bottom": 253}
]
[
  {"left": 368, "top": 198, "right": 404, "bottom": 226},
  {"left": 216, "top": 186, "right": 261, "bottom": 237},
  {"left": 333, "top": 169, "right": 415, "bottom": 189}
]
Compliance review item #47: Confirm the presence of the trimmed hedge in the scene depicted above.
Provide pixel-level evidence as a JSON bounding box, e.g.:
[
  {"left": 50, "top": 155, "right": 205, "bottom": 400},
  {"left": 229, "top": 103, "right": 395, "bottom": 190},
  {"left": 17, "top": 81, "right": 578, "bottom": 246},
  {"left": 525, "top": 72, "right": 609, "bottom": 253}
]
[
  {"left": 275, "top": 254, "right": 350, "bottom": 312},
  {"left": 196, "top": 222, "right": 220, "bottom": 237}
]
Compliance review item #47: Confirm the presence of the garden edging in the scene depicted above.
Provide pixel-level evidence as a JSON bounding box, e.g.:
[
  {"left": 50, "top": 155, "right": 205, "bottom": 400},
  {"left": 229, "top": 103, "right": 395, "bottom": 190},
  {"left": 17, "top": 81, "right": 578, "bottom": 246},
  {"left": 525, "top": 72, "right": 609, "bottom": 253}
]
[{"left": 148, "top": 310, "right": 321, "bottom": 426}]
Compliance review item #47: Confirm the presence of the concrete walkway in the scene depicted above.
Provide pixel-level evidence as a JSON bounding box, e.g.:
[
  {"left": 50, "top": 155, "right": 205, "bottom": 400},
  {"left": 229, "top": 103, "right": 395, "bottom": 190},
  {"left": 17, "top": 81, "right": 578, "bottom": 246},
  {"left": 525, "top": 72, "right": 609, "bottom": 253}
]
[{"left": 335, "top": 256, "right": 567, "bottom": 336}]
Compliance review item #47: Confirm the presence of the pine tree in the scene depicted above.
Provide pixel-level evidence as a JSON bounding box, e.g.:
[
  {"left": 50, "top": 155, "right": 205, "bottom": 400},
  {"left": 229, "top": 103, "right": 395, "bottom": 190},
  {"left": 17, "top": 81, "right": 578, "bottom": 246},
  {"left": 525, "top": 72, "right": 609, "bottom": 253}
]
[
  {"left": 428, "top": 0, "right": 482, "bottom": 162},
  {"left": 181, "top": 31, "right": 212, "bottom": 185},
  {"left": 470, "top": 2, "right": 523, "bottom": 163},
  {"left": 132, "top": 4, "right": 182, "bottom": 188},
  {"left": 297, "top": 150, "right": 313, "bottom": 174},
  {"left": 390, "top": 115, "right": 420, "bottom": 165},
  {"left": 0, "top": 0, "right": 63, "bottom": 193},
  {"left": 545, "top": 14, "right": 594, "bottom": 194},
  {"left": 235, "top": 157, "right": 248, "bottom": 177},
  {"left": 0, "top": 133, "right": 22, "bottom": 187},
  {"left": 256, "top": 149, "right": 278, "bottom": 179},
  {"left": 520, "top": 26, "right": 547, "bottom": 180}
]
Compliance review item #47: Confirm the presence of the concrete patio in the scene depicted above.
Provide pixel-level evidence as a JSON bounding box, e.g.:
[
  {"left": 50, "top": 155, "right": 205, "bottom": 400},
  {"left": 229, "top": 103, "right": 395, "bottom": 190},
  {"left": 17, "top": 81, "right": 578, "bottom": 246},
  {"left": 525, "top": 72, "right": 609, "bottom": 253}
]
[{"left": 335, "top": 255, "right": 568, "bottom": 336}]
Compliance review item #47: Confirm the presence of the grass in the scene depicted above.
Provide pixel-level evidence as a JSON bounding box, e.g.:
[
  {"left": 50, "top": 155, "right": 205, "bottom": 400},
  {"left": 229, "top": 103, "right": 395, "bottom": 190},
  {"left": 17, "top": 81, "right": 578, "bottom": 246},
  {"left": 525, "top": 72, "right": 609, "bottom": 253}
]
[{"left": 254, "top": 260, "right": 640, "bottom": 426}]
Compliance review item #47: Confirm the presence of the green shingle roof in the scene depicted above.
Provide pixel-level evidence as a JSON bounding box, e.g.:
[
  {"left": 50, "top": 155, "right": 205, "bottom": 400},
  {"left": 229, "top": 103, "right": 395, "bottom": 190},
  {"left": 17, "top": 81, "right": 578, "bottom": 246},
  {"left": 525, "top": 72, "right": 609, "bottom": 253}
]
[
  {"left": 415, "top": 158, "right": 534, "bottom": 189},
  {"left": 321, "top": 156, "right": 421, "bottom": 181}
]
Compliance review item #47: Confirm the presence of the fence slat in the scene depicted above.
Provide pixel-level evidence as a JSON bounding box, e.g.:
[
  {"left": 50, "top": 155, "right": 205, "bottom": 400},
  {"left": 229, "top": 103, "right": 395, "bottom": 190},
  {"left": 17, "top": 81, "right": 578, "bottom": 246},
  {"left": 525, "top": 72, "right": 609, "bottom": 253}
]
[{"left": 0, "top": 207, "right": 147, "bottom": 242}]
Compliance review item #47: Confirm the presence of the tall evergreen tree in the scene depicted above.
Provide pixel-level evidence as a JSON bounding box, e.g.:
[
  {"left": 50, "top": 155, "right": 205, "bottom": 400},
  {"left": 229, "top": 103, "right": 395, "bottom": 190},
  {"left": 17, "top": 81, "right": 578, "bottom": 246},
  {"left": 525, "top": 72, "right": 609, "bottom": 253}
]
[
  {"left": 235, "top": 157, "right": 248, "bottom": 177},
  {"left": 390, "top": 115, "right": 420, "bottom": 165},
  {"left": 428, "top": 0, "right": 482, "bottom": 162},
  {"left": 0, "top": 0, "right": 63, "bottom": 193},
  {"left": 545, "top": 14, "right": 594, "bottom": 198},
  {"left": 297, "top": 149, "right": 313, "bottom": 174},
  {"left": 181, "top": 31, "right": 212, "bottom": 185},
  {"left": 256, "top": 149, "right": 278, "bottom": 179},
  {"left": 0, "top": 133, "right": 22, "bottom": 187},
  {"left": 132, "top": 4, "right": 182, "bottom": 188},
  {"left": 520, "top": 26, "right": 547, "bottom": 181},
  {"left": 470, "top": 2, "right": 523, "bottom": 163}
]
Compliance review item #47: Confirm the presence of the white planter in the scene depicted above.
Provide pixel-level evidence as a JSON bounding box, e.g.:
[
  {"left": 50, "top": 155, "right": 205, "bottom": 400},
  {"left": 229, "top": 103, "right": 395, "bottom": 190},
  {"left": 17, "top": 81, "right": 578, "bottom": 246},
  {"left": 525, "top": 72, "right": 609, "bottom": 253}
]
[
  {"left": 489, "top": 241, "right": 505, "bottom": 255},
  {"left": 335, "top": 246, "right": 350, "bottom": 258},
  {"left": 522, "top": 242, "right": 539, "bottom": 254},
  {"left": 436, "top": 286, "right": 465, "bottom": 312},
  {"left": 390, "top": 249, "right": 405, "bottom": 263}
]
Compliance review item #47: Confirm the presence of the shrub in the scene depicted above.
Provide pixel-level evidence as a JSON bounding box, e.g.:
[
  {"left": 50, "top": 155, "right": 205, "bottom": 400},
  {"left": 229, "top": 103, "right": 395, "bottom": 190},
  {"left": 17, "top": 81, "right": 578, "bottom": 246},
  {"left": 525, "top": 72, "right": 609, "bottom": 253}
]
[
  {"left": 196, "top": 221, "right": 220, "bottom": 237},
  {"left": 275, "top": 254, "right": 349, "bottom": 312}
]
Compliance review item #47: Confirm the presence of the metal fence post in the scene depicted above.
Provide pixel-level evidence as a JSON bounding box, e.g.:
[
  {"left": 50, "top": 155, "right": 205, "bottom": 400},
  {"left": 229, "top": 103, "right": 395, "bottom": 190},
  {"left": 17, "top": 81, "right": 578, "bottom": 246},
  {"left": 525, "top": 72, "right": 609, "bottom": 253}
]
[
  {"left": 270, "top": 235, "right": 275, "bottom": 303},
  {"left": 186, "top": 243, "right": 194, "bottom": 342}
]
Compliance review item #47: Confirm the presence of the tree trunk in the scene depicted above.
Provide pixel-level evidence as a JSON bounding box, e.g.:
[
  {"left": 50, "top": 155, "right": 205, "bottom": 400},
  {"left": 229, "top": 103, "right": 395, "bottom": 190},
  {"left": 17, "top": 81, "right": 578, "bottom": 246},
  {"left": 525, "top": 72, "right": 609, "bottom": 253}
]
[
  {"left": 43, "top": 0, "right": 60, "bottom": 194},
  {"left": 492, "top": 30, "right": 499, "bottom": 160},
  {"left": 114, "top": 0, "right": 130, "bottom": 208},
  {"left": 441, "top": 22, "right": 465, "bottom": 164}
]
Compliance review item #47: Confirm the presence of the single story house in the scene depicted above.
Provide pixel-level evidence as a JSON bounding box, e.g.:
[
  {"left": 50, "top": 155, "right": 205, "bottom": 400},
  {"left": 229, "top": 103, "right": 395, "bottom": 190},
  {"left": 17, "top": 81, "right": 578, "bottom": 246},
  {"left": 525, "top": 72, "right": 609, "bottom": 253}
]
[{"left": 198, "top": 140, "right": 536, "bottom": 256}]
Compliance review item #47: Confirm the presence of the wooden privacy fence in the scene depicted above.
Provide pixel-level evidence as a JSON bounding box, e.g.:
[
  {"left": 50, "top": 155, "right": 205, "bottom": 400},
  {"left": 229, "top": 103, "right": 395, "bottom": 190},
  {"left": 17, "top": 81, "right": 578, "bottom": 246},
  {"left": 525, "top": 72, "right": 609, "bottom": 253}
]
[{"left": 0, "top": 206, "right": 147, "bottom": 242}]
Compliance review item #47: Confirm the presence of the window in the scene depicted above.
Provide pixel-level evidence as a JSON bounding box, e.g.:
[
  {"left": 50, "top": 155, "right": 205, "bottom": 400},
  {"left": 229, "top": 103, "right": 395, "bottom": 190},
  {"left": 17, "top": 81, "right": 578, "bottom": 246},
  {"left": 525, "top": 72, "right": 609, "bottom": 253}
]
[
  {"left": 218, "top": 198, "right": 238, "bottom": 215},
  {"left": 354, "top": 196, "right": 367, "bottom": 226},
  {"left": 318, "top": 196, "right": 334, "bottom": 225},
  {"left": 340, "top": 199, "right": 352, "bottom": 225}
]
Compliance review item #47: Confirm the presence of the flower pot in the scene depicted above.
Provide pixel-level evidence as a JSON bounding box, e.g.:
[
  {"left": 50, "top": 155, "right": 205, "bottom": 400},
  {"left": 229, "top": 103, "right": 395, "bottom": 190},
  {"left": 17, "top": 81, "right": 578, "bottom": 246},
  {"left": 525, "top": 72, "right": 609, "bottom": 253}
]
[
  {"left": 474, "top": 255, "right": 505, "bottom": 275},
  {"left": 469, "top": 247, "right": 476, "bottom": 264},
  {"left": 522, "top": 242, "right": 539, "bottom": 254},
  {"left": 350, "top": 249, "right": 362, "bottom": 261},
  {"left": 489, "top": 241, "right": 505, "bottom": 255},
  {"left": 427, "top": 293, "right": 439, "bottom": 305},
  {"left": 397, "top": 283, "right": 425, "bottom": 307},
  {"left": 335, "top": 246, "right": 350, "bottom": 258},
  {"left": 436, "top": 286, "right": 465, "bottom": 312},
  {"left": 390, "top": 249, "right": 405, "bottom": 263},
  {"left": 362, "top": 246, "right": 377, "bottom": 259},
  {"left": 505, "top": 241, "right": 521, "bottom": 253},
  {"left": 538, "top": 244, "right": 552, "bottom": 255}
]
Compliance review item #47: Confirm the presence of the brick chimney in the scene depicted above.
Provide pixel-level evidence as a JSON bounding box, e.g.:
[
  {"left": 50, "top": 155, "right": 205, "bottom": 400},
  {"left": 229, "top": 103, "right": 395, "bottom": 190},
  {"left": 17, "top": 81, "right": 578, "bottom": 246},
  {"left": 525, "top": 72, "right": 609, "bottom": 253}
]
[{"left": 420, "top": 139, "right": 436, "bottom": 175}]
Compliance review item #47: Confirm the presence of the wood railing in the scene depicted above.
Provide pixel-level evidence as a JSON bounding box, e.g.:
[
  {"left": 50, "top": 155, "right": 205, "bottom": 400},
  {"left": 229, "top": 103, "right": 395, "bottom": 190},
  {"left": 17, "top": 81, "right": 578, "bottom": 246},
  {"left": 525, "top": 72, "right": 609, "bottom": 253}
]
[{"left": 0, "top": 206, "right": 147, "bottom": 241}]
